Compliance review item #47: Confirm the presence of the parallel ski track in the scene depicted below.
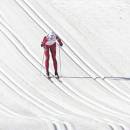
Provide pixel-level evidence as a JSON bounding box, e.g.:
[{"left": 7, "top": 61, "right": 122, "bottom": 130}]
[
  {"left": 0, "top": 64, "right": 72, "bottom": 130},
  {"left": 15, "top": 0, "right": 130, "bottom": 105},
  {"left": 0, "top": 17, "right": 111, "bottom": 130},
  {"left": 13, "top": 0, "right": 130, "bottom": 122},
  {"left": 0, "top": 75, "right": 61, "bottom": 130},
  {"left": 0, "top": 21, "right": 75, "bottom": 130},
  {"left": 0, "top": 20, "right": 107, "bottom": 124},
  {"left": 0, "top": 97, "right": 55, "bottom": 130},
  {"left": 0, "top": 61, "right": 69, "bottom": 130},
  {"left": 0, "top": 0, "right": 130, "bottom": 128},
  {"left": 0, "top": 0, "right": 129, "bottom": 127},
  {"left": 21, "top": 0, "right": 130, "bottom": 101}
]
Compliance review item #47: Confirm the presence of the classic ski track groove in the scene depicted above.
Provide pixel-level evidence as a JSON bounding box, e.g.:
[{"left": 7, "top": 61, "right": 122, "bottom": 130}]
[
  {"left": 19, "top": 0, "right": 130, "bottom": 101},
  {"left": 0, "top": 67, "right": 68, "bottom": 130},
  {"left": 1, "top": 17, "right": 112, "bottom": 128},
  {"left": 0, "top": 24, "right": 73, "bottom": 130},
  {"left": 0, "top": 7, "right": 127, "bottom": 130},
  {"left": 0, "top": 98, "right": 56, "bottom": 130},
  {"left": 13, "top": 0, "right": 130, "bottom": 120},
  {"left": 0, "top": 21, "right": 109, "bottom": 123},
  {"left": 0, "top": 0, "right": 129, "bottom": 129},
  {"left": 0, "top": 76, "right": 62, "bottom": 130},
  {"left": 14, "top": 0, "right": 130, "bottom": 107},
  {"left": 0, "top": 1, "right": 130, "bottom": 127}
]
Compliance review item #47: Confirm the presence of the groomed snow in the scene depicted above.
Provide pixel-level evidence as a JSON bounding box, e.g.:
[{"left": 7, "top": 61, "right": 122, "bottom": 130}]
[{"left": 0, "top": 0, "right": 130, "bottom": 129}]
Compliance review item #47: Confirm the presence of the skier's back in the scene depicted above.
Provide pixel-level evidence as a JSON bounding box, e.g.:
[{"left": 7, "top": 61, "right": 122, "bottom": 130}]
[{"left": 41, "top": 31, "right": 63, "bottom": 78}]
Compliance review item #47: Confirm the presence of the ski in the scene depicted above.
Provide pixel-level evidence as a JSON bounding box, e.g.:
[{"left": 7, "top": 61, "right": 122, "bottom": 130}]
[
  {"left": 48, "top": 75, "right": 62, "bottom": 83},
  {"left": 54, "top": 75, "right": 62, "bottom": 83},
  {"left": 44, "top": 75, "right": 53, "bottom": 83},
  {"left": 43, "top": 73, "right": 62, "bottom": 83}
]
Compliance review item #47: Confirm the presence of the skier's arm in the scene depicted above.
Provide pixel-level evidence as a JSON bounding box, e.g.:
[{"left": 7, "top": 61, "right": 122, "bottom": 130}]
[
  {"left": 56, "top": 35, "right": 63, "bottom": 46},
  {"left": 41, "top": 36, "right": 47, "bottom": 47}
]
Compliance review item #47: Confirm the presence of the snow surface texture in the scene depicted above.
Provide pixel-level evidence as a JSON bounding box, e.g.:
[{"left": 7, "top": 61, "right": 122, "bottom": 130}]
[{"left": 0, "top": 0, "right": 130, "bottom": 129}]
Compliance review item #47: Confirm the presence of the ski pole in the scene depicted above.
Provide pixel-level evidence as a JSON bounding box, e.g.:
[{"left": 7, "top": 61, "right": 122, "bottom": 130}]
[
  {"left": 40, "top": 53, "right": 44, "bottom": 76},
  {"left": 59, "top": 45, "right": 62, "bottom": 76}
]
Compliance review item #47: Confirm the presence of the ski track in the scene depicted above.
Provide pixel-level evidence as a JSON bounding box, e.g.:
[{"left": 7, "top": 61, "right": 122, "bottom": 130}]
[
  {"left": 0, "top": 18, "right": 109, "bottom": 123},
  {"left": 16, "top": 0, "right": 130, "bottom": 107},
  {"left": 0, "top": 20, "right": 107, "bottom": 130},
  {"left": 0, "top": 0, "right": 130, "bottom": 129},
  {"left": 0, "top": 9, "right": 127, "bottom": 122},
  {"left": 13, "top": 0, "right": 130, "bottom": 117},
  {"left": 13, "top": 0, "right": 130, "bottom": 120},
  {"left": 35, "top": 0, "right": 130, "bottom": 101},
  {"left": 0, "top": 0, "right": 129, "bottom": 126},
  {"left": 0, "top": 21, "right": 72, "bottom": 130}
]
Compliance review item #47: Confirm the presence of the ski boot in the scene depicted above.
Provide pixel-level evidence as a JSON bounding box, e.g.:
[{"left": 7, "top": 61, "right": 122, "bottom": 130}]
[
  {"left": 46, "top": 71, "right": 50, "bottom": 79},
  {"left": 55, "top": 72, "right": 59, "bottom": 79}
]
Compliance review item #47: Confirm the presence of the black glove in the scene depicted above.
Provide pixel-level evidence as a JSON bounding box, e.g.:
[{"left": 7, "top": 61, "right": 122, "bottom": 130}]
[{"left": 60, "top": 43, "right": 63, "bottom": 47}]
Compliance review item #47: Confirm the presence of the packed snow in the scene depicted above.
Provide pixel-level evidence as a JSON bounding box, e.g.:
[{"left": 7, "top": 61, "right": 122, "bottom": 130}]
[{"left": 0, "top": 0, "right": 130, "bottom": 129}]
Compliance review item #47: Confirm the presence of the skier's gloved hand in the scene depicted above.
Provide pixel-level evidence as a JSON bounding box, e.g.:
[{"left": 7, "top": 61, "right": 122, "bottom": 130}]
[
  {"left": 41, "top": 43, "right": 43, "bottom": 47},
  {"left": 41, "top": 36, "right": 47, "bottom": 47},
  {"left": 60, "top": 43, "right": 63, "bottom": 47},
  {"left": 41, "top": 41, "right": 45, "bottom": 47}
]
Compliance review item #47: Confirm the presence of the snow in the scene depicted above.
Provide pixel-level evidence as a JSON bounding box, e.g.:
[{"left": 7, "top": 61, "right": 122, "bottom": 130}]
[{"left": 0, "top": 0, "right": 130, "bottom": 129}]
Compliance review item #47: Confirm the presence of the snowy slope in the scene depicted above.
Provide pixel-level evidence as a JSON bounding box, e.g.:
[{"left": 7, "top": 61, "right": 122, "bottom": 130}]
[{"left": 0, "top": 0, "right": 130, "bottom": 129}]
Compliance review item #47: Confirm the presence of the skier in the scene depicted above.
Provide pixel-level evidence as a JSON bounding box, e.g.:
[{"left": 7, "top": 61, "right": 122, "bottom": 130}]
[{"left": 41, "top": 31, "right": 63, "bottom": 79}]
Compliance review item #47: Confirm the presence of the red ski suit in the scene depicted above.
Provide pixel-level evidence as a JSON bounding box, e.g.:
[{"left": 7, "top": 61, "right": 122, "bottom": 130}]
[{"left": 41, "top": 34, "right": 63, "bottom": 74}]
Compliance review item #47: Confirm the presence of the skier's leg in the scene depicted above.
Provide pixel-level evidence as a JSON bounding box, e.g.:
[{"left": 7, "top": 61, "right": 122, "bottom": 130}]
[
  {"left": 44, "top": 47, "right": 50, "bottom": 76},
  {"left": 50, "top": 44, "right": 58, "bottom": 76}
]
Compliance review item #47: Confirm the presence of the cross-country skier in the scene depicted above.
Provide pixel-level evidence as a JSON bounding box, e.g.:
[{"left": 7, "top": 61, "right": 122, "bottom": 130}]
[{"left": 41, "top": 31, "right": 63, "bottom": 79}]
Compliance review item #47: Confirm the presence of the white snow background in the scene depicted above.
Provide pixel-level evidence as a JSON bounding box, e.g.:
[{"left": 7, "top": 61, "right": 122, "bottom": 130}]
[{"left": 0, "top": 0, "right": 130, "bottom": 129}]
